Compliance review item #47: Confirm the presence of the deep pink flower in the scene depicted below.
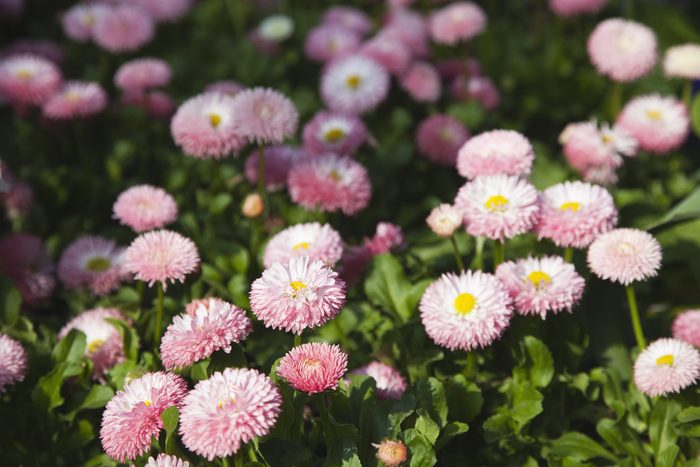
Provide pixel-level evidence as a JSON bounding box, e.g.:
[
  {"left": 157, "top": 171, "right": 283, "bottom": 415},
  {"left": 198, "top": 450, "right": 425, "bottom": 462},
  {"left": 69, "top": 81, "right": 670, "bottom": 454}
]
[
  {"left": 304, "top": 25, "right": 361, "bottom": 63},
  {"left": 322, "top": 6, "right": 372, "bottom": 37},
  {"left": 360, "top": 30, "right": 412, "bottom": 75},
  {"left": 113, "top": 184, "right": 178, "bottom": 233},
  {"left": 400, "top": 61, "right": 441, "bottom": 102},
  {"left": 365, "top": 222, "right": 404, "bottom": 255},
  {"left": 416, "top": 114, "right": 470, "bottom": 166},
  {"left": 277, "top": 342, "right": 348, "bottom": 394},
  {"left": 0, "top": 54, "right": 62, "bottom": 106}
]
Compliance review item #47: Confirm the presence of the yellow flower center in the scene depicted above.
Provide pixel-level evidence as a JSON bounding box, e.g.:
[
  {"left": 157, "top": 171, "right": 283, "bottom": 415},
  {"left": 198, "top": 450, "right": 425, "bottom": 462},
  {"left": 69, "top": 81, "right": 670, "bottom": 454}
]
[
  {"left": 87, "top": 339, "right": 105, "bottom": 353},
  {"left": 303, "top": 358, "right": 321, "bottom": 368},
  {"left": 209, "top": 113, "right": 222, "bottom": 128},
  {"left": 293, "top": 242, "right": 310, "bottom": 251},
  {"left": 527, "top": 271, "right": 551, "bottom": 287},
  {"left": 324, "top": 128, "right": 346, "bottom": 143},
  {"left": 617, "top": 241, "right": 634, "bottom": 255},
  {"left": 290, "top": 281, "right": 307, "bottom": 292},
  {"left": 65, "top": 90, "right": 82, "bottom": 102},
  {"left": 601, "top": 134, "right": 614, "bottom": 145},
  {"left": 656, "top": 354, "right": 674, "bottom": 366},
  {"left": 329, "top": 170, "right": 342, "bottom": 182},
  {"left": 559, "top": 201, "right": 581, "bottom": 212},
  {"left": 484, "top": 195, "right": 509, "bottom": 212},
  {"left": 144, "top": 400, "right": 152, "bottom": 407},
  {"left": 346, "top": 74, "right": 361, "bottom": 89},
  {"left": 438, "top": 129, "right": 454, "bottom": 142},
  {"left": 454, "top": 293, "right": 476, "bottom": 315},
  {"left": 217, "top": 397, "right": 236, "bottom": 409},
  {"left": 86, "top": 256, "right": 111, "bottom": 272},
  {"left": 646, "top": 109, "right": 663, "bottom": 121},
  {"left": 15, "top": 69, "right": 32, "bottom": 80}
]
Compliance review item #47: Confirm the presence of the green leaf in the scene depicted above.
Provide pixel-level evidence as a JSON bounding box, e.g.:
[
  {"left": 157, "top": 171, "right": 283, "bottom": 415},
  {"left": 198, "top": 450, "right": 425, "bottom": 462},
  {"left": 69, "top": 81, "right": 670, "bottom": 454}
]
[
  {"left": 415, "top": 413, "right": 440, "bottom": 444},
  {"left": 190, "top": 359, "right": 210, "bottom": 381},
  {"left": 549, "top": 432, "right": 619, "bottom": 462},
  {"left": 210, "top": 193, "right": 232, "bottom": 214},
  {"left": 691, "top": 93, "right": 700, "bottom": 138},
  {"left": 444, "top": 375, "right": 483, "bottom": 422},
  {"left": 325, "top": 438, "right": 361, "bottom": 467},
  {"left": 52, "top": 328, "right": 87, "bottom": 364},
  {"left": 373, "top": 394, "right": 416, "bottom": 439},
  {"left": 647, "top": 187, "right": 700, "bottom": 231},
  {"left": 259, "top": 438, "right": 312, "bottom": 467},
  {"left": 511, "top": 384, "right": 544, "bottom": 429},
  {"left": 414, "top": 378, "right": 448, "bottom": 429},
  {"left": 435, "top": 421, "right": 469, "bottom": 451},
  {"left": 364, "top": 254, "right": 430, "bottom": 322},
  {"left": 650, "top": 400, "right": 681, "bottom": 459},
  {"left": 161, "top": 406, "right": 179, "bottom": 455},
  {"left": 656, "top": 445, "right": 680, "bottom": 467},
  {"left": 32, "top": 361, "right": 84, "bottom": 413},
  {"left": 677, "top": 407, "right": 700, "bottom": 423},
  {"left": 515, "top": 336, "right": 554, "bottom": 388},
  {"left": 105, "top": 318, "right": 139, "bottom": 362},
  {"left": 403, "top": 428, "right": 437, "bottom": 467},
  {"left": 3, "top": 286, "right": 21, "bottom": 327},
  {"left": 63, "top": 385, "right": 114, "bottom": 421}
]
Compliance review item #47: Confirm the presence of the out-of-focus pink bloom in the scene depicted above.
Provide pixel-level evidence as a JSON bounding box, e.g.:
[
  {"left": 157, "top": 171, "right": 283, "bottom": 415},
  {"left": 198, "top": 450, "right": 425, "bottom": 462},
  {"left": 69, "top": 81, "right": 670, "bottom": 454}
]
[
  {"left": 0, "top": 333, "right": 27, "bottom": 393},
  {"left": 366, "top": 222, "right": 404, "bottom": 255},
  {"left": 231, "top": 87, "right": 299, "bottom": 144},
  {"left": 384, "top": 9, "right": 430, "bottom": 58},
  {"left": 114, "top": 58, "right": 171, "bottom": 94},
  {"left": 429, "top": 2, "right": 487, "bottom": 45},
  {"left": 437, "top": 58, "right": 482, "bottom": 81},
  {"left": 61, "top": 3, "right": 108, "bottom": 42},
  {"left": 277, "top": 342, "right": 348, "bottom": 394},
  {"left": 302, "top": 111, "right": 367, "bottom": 156},
  {"left": 673, "top": 310, "right": 700, "bottom": 348},
  {"left": 304, "top": 25, "right": 362, "bottom": 63},
  {"left": 205, "top": 80, "right": 245, "bottom": 97},
  {"left": 616, "top": 94, "right": 689, "bottom": 154},
  {"left": 145, "top": 90, "right": 176, "bottom": 118},
  {"left": 5, "top": 40, "right": 63, "bottom": 65},
  {"left": 0, "top": 0, "right": 23, "bottom": 20},
  {"left": 337, "top": 244, "right": 374, "bottom": 286},
  {"left": 93, "top": 5, "right": 155, "bottom": 53},
  {"left": 57, "top": 236, "right": 128, "bottom": 295},
  {"left": 587, "top": 18, "right": 657, "bottom": 82},
  {"left": 352, "top": 361, "right": 407, "bottom": 399},
  {"left": 1, "top": 180, "right": 32, "bottom": 220},
  {"left": 0, "top": 233, "right": 55, "bottom": 305},
  {"left": 416, "top": 114, "right": 470, "bottom": 166},
  {"left": 360, "top": 30, "right": 412, "bottom": 75},
  {"left": 113, "top": 184, "right": 178, "bottom": 233},
  {"left": 450, "top": 75, "right": 500, "bottom": 110},
  {"left": 42, "top": 81, "right": 107, "bottom": 120},
  {"left": 400, "top": 61, "right": 441, "bottom": 102},
  {"left": 457, "top": 129, "right": 534, "bottom": 180},
  {"left": 323, "top": 6, "right": 372, "bottom": 37},
  {"left": 549, "top": 0, "right": 608, "bottom": 16},
  {"left": 0, "top": 54, "right": 62, "bottom": 107},
  {"left": 321, "top": 54, "right": 390, "bottom": 115},
  {"left": 244, "top": 145, "right": 306, "bottom": 192},
  {"left": 124, "top": 0, "right": 193, "bottom": 23}
]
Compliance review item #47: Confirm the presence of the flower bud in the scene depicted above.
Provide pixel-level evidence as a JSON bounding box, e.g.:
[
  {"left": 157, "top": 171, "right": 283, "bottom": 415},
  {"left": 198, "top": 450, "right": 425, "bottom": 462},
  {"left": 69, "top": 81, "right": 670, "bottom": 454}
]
[
  {"left": 242, "top": 193, "right": 264, "bottom": 218},
  {"left": 426, "top": 203, "right": 462, "bottom": 237},
  {"left": 375, "top": 439, "right": 408, "bottom": 466}
]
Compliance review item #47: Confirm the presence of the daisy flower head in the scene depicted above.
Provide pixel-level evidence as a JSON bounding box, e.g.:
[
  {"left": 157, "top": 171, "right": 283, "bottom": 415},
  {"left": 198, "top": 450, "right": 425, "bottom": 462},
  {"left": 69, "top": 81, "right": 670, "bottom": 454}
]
[
  {"left": 171, "top": 92, "right": 245, "bottom": 159},
  {"left": 457, "top": 129, "right": 534, "bottom": 180},
  {"left": 277, "top": 342, "right": 348, "bottom": 394},
  {"left": 244, "top": 145, "right": 306, "bottom": 192},
  {"left": 496, "top": 256, "right": 585, "bottom": 319},
  {"left": 288, "top": 153, "right": 371, "bottom": 215},
  {"left": 58, "top": 307, "right": 127, "bottom": 380},
  {"left": 179, "top": 368, "right": 281, "bottom": 460},
  {"left": 616, "top": 94, "right": 689, "bottom": 154},
  {"left": 0, "top": 54, "right": 62, "bottom": 106},
  {"left": 663, "top": 44, "right": 700, "bottom": 80},
  {"left": 263, "top": 222, "right": 343, "bottom": 268},
  {"left": 0, "top": 333, "right": 27, "bottom": 393},
  {"left": 100, "top": 372, "right": 188, "bottom": 462},
  {"left": 426, "top": 203, "right": 464, "bottom": 238},
  {"left": 124, "top": 0, "right": 193, "bottom": 23},
  {"left": 352, "top": 361, "right": 407, "bottom": 400},
  {"left": 113, "top": 184, "right": 178, "bottom": 233},
  {"left": 304, "top": 24, "right": 361, "bottom": 63},
  {"left": 536, "top": 181, "right": 617, "bottom": 248},
  {"left": 145, "top": 454, "right": 189, "bottom": 467},
  {"left": 231, "top": 87, "right": 298, "bottom": 145},
  {"left": 419, "top": 270, "right": 512, "bottom": 351},
  {"left": 321, "top": 54, "right": 390, "bottom": 115},
  {"left": 93, "top": 4, "right": 155, "bottom": 53},
  {"left": 57, "top": 236, "right": 128, "bottom": 295},
  {"left": 454, "top": 174, "right": 540, "bottom": 241},
  {"left": 360, "top": 30, "right": 412, "bottom": 75},
  {"left": 160, "top": 298, "right": 252, "bottom": 370},
  {"left": 365, "top": 222, "right": 405, "bottom": 255},
  {"left": 384, "top": 8, "right": 430, "bottom": 58},
  {"left": 114, "top": 58, "right": 172, "bottom": 94},
  {"left": 416, "top": 114, "right": 470, "bottom": 166},
  {"left": 429, "top": 2, "right": 487, "bottom": 45},
  {"left": 302, "top": 111, "right": 367, "bottom": 156},
  {"left": 249, "top": 257, "right": 346, "bottom": 335},
  {"left": 61, "top": 3, "right": 108, "bottom": 42},
  {"left": 587, "top": 18, "right": 657, "bottom": 82},
  {"left": 587, "top": 228, "right": 662, "bottom": 285},
  {"left": 123, "top": 230, "right": 200, "bottom": 290},
  {"left": 42, "top": 81, "right": 107, "bottom": 120},
  {"left": 673, "top": 310, "right": 700, "bottom": 347},
  {"left": 634, "top": 338, "right": 700, "bottom": 397},
  {"left": 0, "top": 233, "right": 55, "bottom": 305},
  {"left": 322, "top": 6, "right": 372, "bottom": 37},
  {"left": 400, "top": 61, "right": 441, "bottom": 102},
  {"left": 549, "top": 0, "right": 608, "bottom": 16}
]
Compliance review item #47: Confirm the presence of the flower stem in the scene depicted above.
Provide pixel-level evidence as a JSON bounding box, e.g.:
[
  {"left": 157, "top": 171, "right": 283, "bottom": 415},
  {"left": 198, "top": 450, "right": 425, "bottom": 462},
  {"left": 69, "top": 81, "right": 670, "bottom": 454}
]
[
  {"left": 220, "top": 457, "right": 229, "bottom": 467},
  {"left": 682, "top": 80, "right": 693, "bottom": 108},
  {"left": 474, "top": 236, "right": 485, "bottom": 270},
  {"left": 626, "top": 285, "right": 646, "bottom": 350},
  {"left": 294, "top": 334, "right": 302, "bottom": 347},
  {"left": 234, "top": 451, "right": 243, "bottom": 467},
  {"left": 154, "top": 282, "right": 164, "bottom": 351},
  {"left": 609, "top": 83, "right": 623, "bottom": 121},
  {"left": 257, "top": 145, "right": 268, "bottom": 218},
  {"left": 563, "top": 247, "right": 574, "bottom": 263},
  {"left": 450, "top": 236, "right": 465, "bottom": 271},
  {"left": 492, "top": 240, "right": 505, "bottom": 269}
]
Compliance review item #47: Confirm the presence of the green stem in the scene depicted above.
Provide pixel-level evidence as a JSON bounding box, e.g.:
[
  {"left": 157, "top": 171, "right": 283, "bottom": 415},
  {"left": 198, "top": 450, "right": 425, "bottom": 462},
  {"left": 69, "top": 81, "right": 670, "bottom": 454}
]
[
  {"left": 154, "top": 282, "right": 164, "bottom": 351},
  {"left": 682, "top": 80, "right": 693, "bottom": 108},
  {"left": 294, "top": 334, "right": 302, "bottom": 347},
  {"left": 626, "top": 286, "right": 646, "bottom": 350},
  {"left": 257, "top": 145, "right": 268, "bottom": 218},
  {"left": 492, "top": 240, "right": 505, "bottom": 269},
  {"left": 234, "top": 451, "right": 243, "bottom": 467},
  {"left": 220, "top": 457, "right": 229, "bottom": 467},
  {"left": 563, "top": 247, "right": 574, "bottom": 263},
  {"left": 474, "top": 236, "right": 485, "bottom": 270},
  {"left": 609, "top": 83, "right": 623, "bottom": 121},
  {"left": 449, "top": 236, "right": 465, "bottom": 271}
]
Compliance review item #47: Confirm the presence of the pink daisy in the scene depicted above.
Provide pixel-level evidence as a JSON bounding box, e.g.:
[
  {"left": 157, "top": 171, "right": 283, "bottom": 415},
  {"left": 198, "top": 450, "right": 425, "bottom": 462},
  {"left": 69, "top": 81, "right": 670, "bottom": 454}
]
[
  {"left": 160, "top": 298, "right": 252, "bottom": 370},
  {"left": 496, "top": 256, "right": 585, "bottom": 319},
  {"left": 302, "top": 111, "right": 367, "bottom": 156},
  {"left": 587, "top": 18, "right": 657, "bottom": 82},
  {"left": 633, "top": 338, "right": 700, "bottom": 397},
  {"left": 93, "top": 4, "right": 155, "bottom": 53},
  {"left": 0, "top": 233, "right": 55, "bottom": 305},
  {"left": 429, "top": 2, "right": 487, "bottom": 45},
  {"left": 42, "top": 81, "right": 107, "bottom": 120},
  {"left": 536, "top": 181, "right": 617, "bottom": 249},
  {"left": 419, "top": 270, "right": 513, "bottom": 351},
  {"left": 114, "top": 58, "right": 171, "bottom": 94},
  {"left": 179, "top": 368, "right": 281, "bottom": 460},
  {"left": 663, "top": 44, "right": 700, "bottom": 80},
  {"left": 384, "top": 9, "right": 430, "bottom": 58},
  {"left": 365, "top": 222, "right": 405, "bottom": 255},
  {"left": 113, "top": 184, "right": 178, "bottom": 233},
  {"left": 427, "top": 204, "right": 464, "bottom": 238},
  {"left": 0, "top": 54, "right": 62, "bottom": 106},
  {"left": 124, "top": 0, "right": 193, "bottom": 23},
  {"left": 457, "top": 75, "right": 501, "bottom": 110},
  {"left": 587, "top": 228, "right": 662, "bottom": 285},
  {"left": 244, "top": 145, "right": 306, "bottom": 192},
  {"left": 249, "top": 257, "right": 346, "bottom": 334},
  {"left": 321, "top": 54, "right": 390, "bottom": 115},
  {"left": 145, "top": 454, "right": 189, "bottom": 467},
  {"left": 263, "top": 222, "right": 343, "bottom": 268},
  {"left": 352, "top": 361, "right": 407, "bottom": 399},
  {"left": 322, "top": 6, "right": 372, "bottom": 37},
  {"left": 616, "top": 94, "right": 690, "bottom": 154},
  {"left": 288, "top": 153, "right": 371, "bottom": 215},
  {"left": 400, "top": 61, "right": 441, "bottom": 102},
  {"left": 61, "top": 3, "right": 108, "bottom": 42},
  {"left": 145, "top": 91, "right": 176, "bottom": 118},
  {"left": 277, "top": 342, "right": 348, "bottom": 394},
  {"left": 0, "top": 333, "right": 27, "bottom": 393},
  {"left": 123, "top": 230, "right": 200, "bottom": 289},
  {"left": 171, "top": 92, "right": 245, "bottom": 159},
  {"left": 57, "top": 236, "right": 128, "bottom": 295},
  {"left": 100, "top": 372, "right": 188, "bottom": 462},
  {"left": 304, "top": 25, "right": 361, "bottom": 63},
  {"left": 375, "top": 440, "right": 408, "bottom": 467},
  {"left": 456, "top": 129, "right": 534, "bottom": 180},
  {"left": 454, "top": 174, "right": 540, "bottom": 241},
  {"left": 673, "top": 310, "right": 700, "bottom": 347},
  {"left": 549, "top": 0, "right": 608, "bottom": 16},
  {"left": 205, "top": 80, "right": 245, "bottom": 97},
  {"left": 416, "top": 114, "right": 470, "bottom": 166},
  {"left": 231, "top": 87, "right": 298, "bottom": 145},
  {"left": 360, "top": 30, "right": 412, "bottom": 75},
  {"left": 58, "top": 307, "right": 126, "bottom": 380}
]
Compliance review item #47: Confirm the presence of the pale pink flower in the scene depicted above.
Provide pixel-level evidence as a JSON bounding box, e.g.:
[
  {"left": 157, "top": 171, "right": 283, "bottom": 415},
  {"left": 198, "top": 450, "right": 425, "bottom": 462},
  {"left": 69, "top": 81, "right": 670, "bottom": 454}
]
[
  {"left": 0, "top": 54, "right": 62, "bottom": 106},
  {"left": 0, "top": 333, "right": 27, "bottom": 393},
  {"left": 321, "top": 54, "right": 390, "bottom": 115},
  {"left": 536, "top": 181, "right": 617, "bottom": 249},
  {"left": 454, "top": 175, "right": 540, "bottom": 241},
  {"left": 352, "top": 361, "right": 407, "bottom": 399},
  {"left": 93, "top": 5, "right": 155, "bottom": 53},
  {"left": 663, "top": 44, "right": 700, "bottom": 80},
  {"left": 673, "top": 310, "right": 700, "bottom": 347},
  {"left": 360, "top": 30, "right": 412, "bottom": 75},
  {"left": 400, "top": 61, "right": 441, "bottom": 102},
  {"left": 42, "top": 81, "right": 107, "bottom": 120},
  {"left": 375, "top": 440, "right": 408, "bottom": 467},
  {"left": 634, "top": 338, "right": 700, "bottom": 397},
  {"left": 179, "top": 368, "right": 281, "bottom": 460},
  {"left": 587, "top": 18, "right": 657, "bottom": 82},
  {"left": 61, "top": 3, "right": 108, "bottom": 42},
  {"left": 114, "top": 58, "right": 171, "bottom": 94},
  {"left": 427, "top": 204, "right": 463, "bottom": 238},
  {"left": 322, "top": 6, "right": 372, "bottom": 37},
  {"left": 416, "top": 114, "right": 470, "bottom": 166},
  {"left": 249, "top": 257, "right": 346, "bottom": 334},
  {"left": 459, "top": 75, "right": 501, "bottom": 110},
  {"left": 113, "top": 184, "right": 178, "bottom": 233},
  {"left": 231, "top": 87, "right": 298, "bottom": 144},
  {"left": 420, "top": 270, "right": 512, "bottom": 351},
  {"left": 616, "top": 94, "right": 690, "bottom": 154},
  {"left": 549, "top": 0, "right": 608, "bottom": 16},
  {"left": 302, "top": 111, "right": 367, "bottom": 156},
  {"left": 429, "top": 2, "right": 487, "bottom": 45},
  {"left": 58, "top": 307, "right": 126, "bottom": 380},
  {"left": 145, "top": 454, "right": 189, "bottom": 467},
  {"left": 100, "top": 372, "right": 188, "bottom": 462},
  {"left": 160, "top": 298, "right": 252, "bottom": 370},
  {"left": 304, "top": 25, "right": 361, "bottom": 63},
  {"left": 57, "top": 236, "right": 128, "bottom": 295},
  {"left": 365, "top": 222, "right": 404, "bottom": 255},
  {"left": 288, "top": 153, "right": 371, "bottom": 215},
  {"left": 587, "top": 228, "right": 662, "bottom": 285},
  {"left": 244, "top": 145, "right": 306, "bottom": 192},
  {"left": 123, "top": 230, "right": 200, "bottom": 289},
  {"left": 457, "top": 130, "right": 534, "bottom": 180},
  {"left": 277, "top": 342, "right": 348, "bottom": 394},
  {"left": 124, "top": 0, "right": 193, "bottom": 23},
  {"left": 263, "top": 222, "right": 343, "bottom": 268},
  {"left": 384, "top": 9, "right": 430, "bottom": 58},
  {"left": 0, "top": 233, "right": 55, "bottom": 305}
]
